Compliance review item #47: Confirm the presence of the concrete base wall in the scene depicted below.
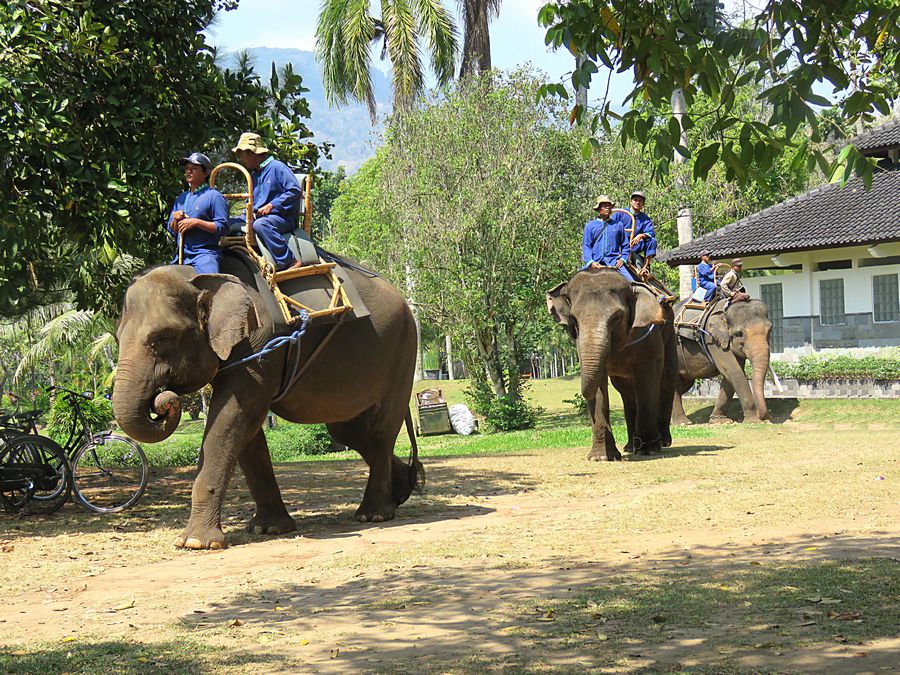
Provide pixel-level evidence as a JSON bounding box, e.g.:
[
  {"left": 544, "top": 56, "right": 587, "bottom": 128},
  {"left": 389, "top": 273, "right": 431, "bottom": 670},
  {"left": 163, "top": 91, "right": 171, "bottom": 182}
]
[{"left": 687, "top": 378, "right": 900, "bottom": 399}]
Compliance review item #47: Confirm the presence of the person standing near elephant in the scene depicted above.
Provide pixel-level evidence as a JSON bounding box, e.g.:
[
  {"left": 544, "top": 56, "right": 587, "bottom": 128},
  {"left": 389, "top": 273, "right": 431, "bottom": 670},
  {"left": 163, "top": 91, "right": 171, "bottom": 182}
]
[
  {"left": 582, "top": 195, "right": 634, "bottom": 281},
  {"left": 696, "top": 250, "right": 717, "bottom": 301},
  {"left": 232, "top": 132, "right": 303, "bottom": 271},
  {"left": 624, "top": 190, "right": 657, "bottom": 277},
  {"left": 167, "top": 152, "right": 228, "bottom": 274}
]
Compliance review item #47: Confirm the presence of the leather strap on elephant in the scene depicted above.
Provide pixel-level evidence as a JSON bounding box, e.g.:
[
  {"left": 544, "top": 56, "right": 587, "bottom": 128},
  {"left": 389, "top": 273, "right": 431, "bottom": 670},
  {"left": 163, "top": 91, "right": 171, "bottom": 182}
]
[{"left": 623, "top": 323, "right": 656, "bottom": 348}]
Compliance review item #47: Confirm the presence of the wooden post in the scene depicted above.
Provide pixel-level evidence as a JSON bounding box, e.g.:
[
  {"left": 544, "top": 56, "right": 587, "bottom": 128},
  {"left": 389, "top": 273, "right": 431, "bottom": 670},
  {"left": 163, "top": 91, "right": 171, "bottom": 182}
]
[{"left": 304, "top": 174, "right": 313, "bottom": 236}]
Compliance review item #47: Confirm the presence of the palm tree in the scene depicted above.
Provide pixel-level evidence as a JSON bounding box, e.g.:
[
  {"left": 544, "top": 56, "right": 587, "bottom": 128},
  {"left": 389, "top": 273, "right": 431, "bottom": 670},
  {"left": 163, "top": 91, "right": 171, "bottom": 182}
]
[
  {"left": 458, "top": 0, "right": 502, "bottom": 79},
  {"left": 316, "top": 0, "right": 458, "bottom": 122}
]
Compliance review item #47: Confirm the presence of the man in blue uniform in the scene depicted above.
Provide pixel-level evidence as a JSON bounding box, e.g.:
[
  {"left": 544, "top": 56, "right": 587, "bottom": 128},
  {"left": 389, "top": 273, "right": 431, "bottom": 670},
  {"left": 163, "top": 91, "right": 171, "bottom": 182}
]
[
  {"left": 696, "top": 250, "right": 717, "bottom": 301},
  {"left": 582, "top": 195, "right": 633, "bottom": 281},
  {"left": 168, "top": 152, "right": 228, "bottom": 274},
  {"left": 625, "top": 190, "right": 657, "bottom": 277},
  {"left": 232, "top": 132, "right": 303, "bottom": 271}
]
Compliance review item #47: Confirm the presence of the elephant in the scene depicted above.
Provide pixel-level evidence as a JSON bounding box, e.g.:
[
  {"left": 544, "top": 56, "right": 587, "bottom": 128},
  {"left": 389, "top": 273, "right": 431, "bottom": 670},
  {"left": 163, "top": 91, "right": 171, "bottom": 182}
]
[
  {"left": 112, "top": 254, "right": 421, "bottom": 550},
  {"left": 671, "top": 297, "right": 772, "bottom": 424},
  {"left": 547, "top": 268, "right": 677, "bottom": 461}
]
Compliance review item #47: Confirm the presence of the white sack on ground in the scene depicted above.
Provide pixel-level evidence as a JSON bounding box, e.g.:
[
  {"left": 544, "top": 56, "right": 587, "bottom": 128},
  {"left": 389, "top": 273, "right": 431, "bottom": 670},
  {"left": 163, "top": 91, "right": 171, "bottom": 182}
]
[{"left": 449, "top": 404, "right": 476, "bottom": 435}]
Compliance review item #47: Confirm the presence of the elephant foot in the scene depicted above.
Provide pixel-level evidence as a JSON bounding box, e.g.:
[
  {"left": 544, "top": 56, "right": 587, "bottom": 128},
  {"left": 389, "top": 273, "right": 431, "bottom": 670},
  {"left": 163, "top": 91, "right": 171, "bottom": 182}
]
[
  {"left": 247, "top": 511, "right": 297, "bottom": 536},
  {"left": 661, "top": 430, "right": 673, "bottom": 448},
  {"left": 174, "top": 523, "right": 226, "bottom": 550},
  {"left": 708, "top": 414, "right": 732, "bottom": 425},
  {"left": 623, "top": 441, "right": 633, "bottom": 453},
  {"left": 587, "top": 447, "right": 621, "bottom": 462},
  {"left": 355, "top": 495, "right": 396, "bottom": 523}
]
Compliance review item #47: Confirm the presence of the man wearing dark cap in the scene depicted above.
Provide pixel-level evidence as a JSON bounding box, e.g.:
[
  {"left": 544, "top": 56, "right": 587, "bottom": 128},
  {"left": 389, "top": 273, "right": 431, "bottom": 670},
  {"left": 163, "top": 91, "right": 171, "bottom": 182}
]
[
  {"left": 696, "top": 250, "right": 717, "bottom": 301},
  {"left": 582, "top": 195, "right": 633, "bottom": 280},
  {"left": 720, "top": 258, "right": 749, "bottom": 302},
  {"left": 167, "top": 152, "right": 228, "bottom": 274},
  {"left": 624, "top": 190, "right": 657, "bottom": 276}
]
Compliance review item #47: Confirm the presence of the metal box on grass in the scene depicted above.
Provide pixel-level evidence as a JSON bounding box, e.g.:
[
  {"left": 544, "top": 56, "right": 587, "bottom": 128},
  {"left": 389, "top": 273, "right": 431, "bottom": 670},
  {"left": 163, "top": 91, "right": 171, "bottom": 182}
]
[{"left": 415, "top": 388, "right": 452, "bottom": 436}]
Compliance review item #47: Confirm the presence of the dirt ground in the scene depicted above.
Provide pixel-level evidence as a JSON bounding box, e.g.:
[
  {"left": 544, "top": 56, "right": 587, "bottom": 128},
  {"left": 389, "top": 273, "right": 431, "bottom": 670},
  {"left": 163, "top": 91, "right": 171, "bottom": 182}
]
[{"left": 1, "top": 411, "right": 898, "bottom": 673}]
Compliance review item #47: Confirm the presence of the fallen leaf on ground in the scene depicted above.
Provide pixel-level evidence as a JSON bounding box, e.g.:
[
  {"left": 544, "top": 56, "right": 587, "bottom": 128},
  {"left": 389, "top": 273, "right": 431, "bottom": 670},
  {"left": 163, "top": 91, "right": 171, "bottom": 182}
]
[
  {"left": 227, "top": 619, "right": 243, "bottom": 627},
  {"left": 827, "top": 610, "right": 861, "bottom": 621},
  {"left": 331, "top": 648, "right": 340, "bottom": 659}
]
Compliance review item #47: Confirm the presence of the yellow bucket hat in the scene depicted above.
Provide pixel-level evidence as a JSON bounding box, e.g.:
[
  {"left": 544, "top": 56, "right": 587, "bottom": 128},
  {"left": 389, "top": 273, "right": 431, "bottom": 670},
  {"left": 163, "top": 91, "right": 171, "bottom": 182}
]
[{"left": 231, "top": 132, "right": 269, "bottom": 154}]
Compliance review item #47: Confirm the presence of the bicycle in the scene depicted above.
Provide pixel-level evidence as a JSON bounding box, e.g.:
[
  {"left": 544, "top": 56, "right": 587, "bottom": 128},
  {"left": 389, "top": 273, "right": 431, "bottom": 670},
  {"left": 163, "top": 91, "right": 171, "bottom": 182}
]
[
  {"left": 0, "top": 412, "right": 72, "bottom": 514},
  {"left": 46, "top": 386, "right": 149, "bottom": 513}
]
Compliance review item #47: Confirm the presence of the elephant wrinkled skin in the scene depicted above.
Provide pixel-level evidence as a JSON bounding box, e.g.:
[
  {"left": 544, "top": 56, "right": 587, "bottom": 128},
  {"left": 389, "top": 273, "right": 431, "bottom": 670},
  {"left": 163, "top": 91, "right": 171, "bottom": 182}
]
[
  {"left": 113, "top": 259, "right": 420, "bottom": 550},
  {"left": 547, "top": 269, "right": 677, "bottom": 461},
  {"left": 671, "top": 298, "right": 772, "bottom": 424}
]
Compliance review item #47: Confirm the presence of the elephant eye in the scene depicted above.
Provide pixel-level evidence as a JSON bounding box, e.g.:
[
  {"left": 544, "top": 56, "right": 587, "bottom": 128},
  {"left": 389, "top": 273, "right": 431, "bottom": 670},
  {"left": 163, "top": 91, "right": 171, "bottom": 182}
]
[{"left": 147, "top": 332, "right": 176, "bottom": 351}]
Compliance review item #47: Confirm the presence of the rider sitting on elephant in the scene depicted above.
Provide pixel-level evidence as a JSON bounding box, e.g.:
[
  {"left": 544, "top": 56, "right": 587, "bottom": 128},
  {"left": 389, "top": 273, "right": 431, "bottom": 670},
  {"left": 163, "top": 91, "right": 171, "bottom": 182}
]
[
  {"left": 167, "top": 152, "right": 229, "bottom": 274},
  {"left": 232, "top": 132, "right": 304, "bottom": 272},
  {"left": 696, "top": 250, "right": 717, "bottom": 302},
  {"left": 624, "top": 190, "right": 657, "bottom": 277},
  {"left": 720, "top": 258, "right": 750, "bottom": 304},
  {"left": 582, "top": 195, "right": 634, "bottom": 281}
]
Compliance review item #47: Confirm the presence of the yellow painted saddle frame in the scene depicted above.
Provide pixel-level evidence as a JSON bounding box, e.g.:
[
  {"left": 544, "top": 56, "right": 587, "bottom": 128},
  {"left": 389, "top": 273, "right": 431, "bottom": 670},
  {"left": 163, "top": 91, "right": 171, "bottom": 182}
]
[{"left": 195, "top": 162, "right": 354, "bottom": 325}]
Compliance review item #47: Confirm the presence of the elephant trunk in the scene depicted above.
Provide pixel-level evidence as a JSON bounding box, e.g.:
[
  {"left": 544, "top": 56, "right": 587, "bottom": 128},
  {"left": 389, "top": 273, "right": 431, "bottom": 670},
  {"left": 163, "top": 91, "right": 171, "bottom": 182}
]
[
  {"left": 112, "top": 359, "right": 182, "bottom": 444},
  {"left": 747, "top": 342, "right": 770, "bottom": 421},
  {"left": 579, "top": 324, "right": 611, "bottom": 397}
]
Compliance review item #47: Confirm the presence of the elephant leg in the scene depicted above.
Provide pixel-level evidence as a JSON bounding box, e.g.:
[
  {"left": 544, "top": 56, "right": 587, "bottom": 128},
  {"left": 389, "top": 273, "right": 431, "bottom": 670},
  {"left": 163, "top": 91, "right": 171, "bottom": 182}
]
[
  {"left": 671, "top": 378, "right": 693, "bottom": 425},
  {"left": 175, "top": 379, "right": 270, "bottom": 550},
  {"left": 711, "top": 353, "right": 755, "bottom": 422},
  {"left": 328, "top": 408, "right": 410, "bottom": 523},
  {"left": 586, "top": 379, "right": 620, "bottom": 462},
  {"left": 632, "top": 363, "right": 663, "bottom": 454},
  {"left": 611, "top": 376, "right": 636, "bottom": 452},
  {"left": 241, "top": 429, "right": 297, "bottom": 536}
]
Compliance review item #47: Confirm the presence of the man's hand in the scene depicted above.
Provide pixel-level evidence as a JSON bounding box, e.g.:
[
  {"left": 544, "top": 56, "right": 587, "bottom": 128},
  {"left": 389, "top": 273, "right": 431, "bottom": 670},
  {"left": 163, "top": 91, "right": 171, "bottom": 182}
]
[
  {"left": 590, "top": 262, "right": 602, "bottom": 270},
  {"left": 171, "top": 210, "right": 185, "bottom": 223},
  {"left": 639, "top": 266, "right": 650, "bottom": 279},
  {"left": 255, "top": 203, "right": 274, "bottom": 217},
  {"left": 176, "top": 217, "right": 200, "bottom": 233},
  {"left": 632, "top": 233, "right": 647, "bottom": 243},
  {"left": 615, "top": 259, "right": 624, "bottom": 268}
]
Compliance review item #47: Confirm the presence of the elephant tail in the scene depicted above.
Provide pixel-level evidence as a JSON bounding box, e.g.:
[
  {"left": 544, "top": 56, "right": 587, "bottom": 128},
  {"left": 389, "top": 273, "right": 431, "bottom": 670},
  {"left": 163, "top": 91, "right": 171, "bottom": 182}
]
[{"left": 405, "top": 408, "right": 425, "bottom": 494}]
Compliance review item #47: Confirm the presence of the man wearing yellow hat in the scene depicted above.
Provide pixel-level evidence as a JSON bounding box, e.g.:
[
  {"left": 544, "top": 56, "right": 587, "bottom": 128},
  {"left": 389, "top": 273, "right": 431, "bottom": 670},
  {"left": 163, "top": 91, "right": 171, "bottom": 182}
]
[
  {"left": 581, "top": 195, "right": 633, "bottom": 281},
  {"left": 232, "top": 132, "right": 303, "bottom": 271}
]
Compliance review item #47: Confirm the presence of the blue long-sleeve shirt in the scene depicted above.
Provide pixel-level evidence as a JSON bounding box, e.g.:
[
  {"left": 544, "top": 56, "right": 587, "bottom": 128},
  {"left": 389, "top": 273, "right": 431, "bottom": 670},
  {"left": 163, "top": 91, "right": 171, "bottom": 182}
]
[
  {"left": 627, "top": 210, "right": 657, "bottom": 257},
  {"left": 167, "top": 185, "right": 228, "bottom": 254},
  {"left": 252, "top": 156, "right": 302, "bottom": 228},
  {"left": 697, "top": 261, "right": 716, "bottom": 289},
  {"left": 582, "top": 215, "right": 630, "bottom": 269}
]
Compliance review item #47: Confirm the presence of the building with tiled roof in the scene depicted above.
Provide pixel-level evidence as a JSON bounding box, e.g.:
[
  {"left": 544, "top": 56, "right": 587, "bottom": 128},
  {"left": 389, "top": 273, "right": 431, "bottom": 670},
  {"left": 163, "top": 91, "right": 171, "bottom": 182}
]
[{"left": 659, "top": 118, "right": 900, "bottom": 353}]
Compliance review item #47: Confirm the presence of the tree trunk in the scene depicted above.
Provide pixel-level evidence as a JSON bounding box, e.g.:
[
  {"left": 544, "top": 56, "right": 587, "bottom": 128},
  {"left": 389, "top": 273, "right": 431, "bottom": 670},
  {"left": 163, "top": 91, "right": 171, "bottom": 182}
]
[
  {"left": 672, "top": 88, "right": 694, "bottom": 298},
  {"left": 445, "top": 334, "right": 455, "bottom": 380}
]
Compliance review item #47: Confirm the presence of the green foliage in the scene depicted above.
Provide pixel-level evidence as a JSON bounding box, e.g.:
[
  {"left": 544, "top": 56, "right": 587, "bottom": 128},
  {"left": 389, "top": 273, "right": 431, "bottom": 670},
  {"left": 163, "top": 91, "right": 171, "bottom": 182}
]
[
  {"left": 0, "top": 0, "right": 327, "bottom": 317},
  {"left": 563, "top": 392, "right": 588, "bottom": 415},
  {"left": 310, "top": 167, "right": 346, "bottom": 241},
  {"left": 484, "top": 394, "right": 541, "bottom": 432},
  {"left": 45, "top": 394, "right": 113, "bottom": 444},
  {"left": 538, "top": 0, "right": 900, "bottom": 187},
  {"left": 771, "top": 354, "right": 900, "bottom": 382}
]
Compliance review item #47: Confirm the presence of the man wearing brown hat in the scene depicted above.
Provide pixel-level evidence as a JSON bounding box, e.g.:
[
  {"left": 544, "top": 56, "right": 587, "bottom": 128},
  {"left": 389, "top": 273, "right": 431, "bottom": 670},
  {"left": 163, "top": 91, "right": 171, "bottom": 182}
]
[
  {"left": 581, "top": 195, "right": 634, "bottom": 280},
  {"left": 232, "top": 132, "right": 303, "bottom": 271},
  {"left": 720, "top": 258, "right": 749, "bottom": 302}
]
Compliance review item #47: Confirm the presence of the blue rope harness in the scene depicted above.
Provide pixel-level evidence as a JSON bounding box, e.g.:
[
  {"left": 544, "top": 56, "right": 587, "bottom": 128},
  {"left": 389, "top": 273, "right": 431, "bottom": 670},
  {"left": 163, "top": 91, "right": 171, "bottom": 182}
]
[{"left": 219, "top": 312, "right": 311, "bottom": 401}]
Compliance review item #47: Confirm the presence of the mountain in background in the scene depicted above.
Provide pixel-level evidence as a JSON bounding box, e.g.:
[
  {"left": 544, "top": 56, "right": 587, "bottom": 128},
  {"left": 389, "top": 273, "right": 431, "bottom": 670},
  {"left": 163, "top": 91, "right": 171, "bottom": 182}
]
[{"left": 227, "top": 47, "right": 391, "bottom": 173}]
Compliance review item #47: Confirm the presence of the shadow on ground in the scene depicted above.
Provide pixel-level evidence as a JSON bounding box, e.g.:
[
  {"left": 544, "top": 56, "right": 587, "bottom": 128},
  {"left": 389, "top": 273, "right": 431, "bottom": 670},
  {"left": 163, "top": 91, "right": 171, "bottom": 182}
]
[
  {"left": 172, "top": 532, "right": 900, "bottom": 673},
  {"left": 683, "top": 397, "right": 800, "bottom": 425}
]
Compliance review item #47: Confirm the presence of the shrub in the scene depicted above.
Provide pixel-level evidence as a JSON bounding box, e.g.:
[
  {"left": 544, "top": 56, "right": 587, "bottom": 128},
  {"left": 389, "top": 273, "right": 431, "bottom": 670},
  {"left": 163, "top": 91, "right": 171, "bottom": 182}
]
[
  {"left": 45, "top": 393, "right": 113, "bottom": 445},
  {"left": 267, "top": 423, "right": 336, "bottom": 461},
  {"left": 563, "top": 392, "right": 589, "bottom": 415},
  {"left": 770, "top": 354, "right": 900, "bottom": 382},
  {"left": 484, "top": 393, "right": 540, "bottom": 432}
]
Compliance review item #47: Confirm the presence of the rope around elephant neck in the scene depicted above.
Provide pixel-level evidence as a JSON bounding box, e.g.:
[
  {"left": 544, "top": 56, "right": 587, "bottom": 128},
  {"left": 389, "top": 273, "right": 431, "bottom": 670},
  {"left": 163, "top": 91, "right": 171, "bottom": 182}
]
[{"left": 218, "top": 311, "right": 311, "bottom": 374}]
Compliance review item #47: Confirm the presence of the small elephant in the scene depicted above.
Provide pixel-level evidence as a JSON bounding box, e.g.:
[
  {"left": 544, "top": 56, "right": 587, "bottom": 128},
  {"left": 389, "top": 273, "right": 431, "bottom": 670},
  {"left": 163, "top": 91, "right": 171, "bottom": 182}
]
[
  {"left": 547, "top": 268, "right": 677, "bottom": 461},
  {"left": 113, "top": 259, "right": 421, "bottom": 550},
  {"left": 671, "top": 298, "right": 772, "bottom": 424}
]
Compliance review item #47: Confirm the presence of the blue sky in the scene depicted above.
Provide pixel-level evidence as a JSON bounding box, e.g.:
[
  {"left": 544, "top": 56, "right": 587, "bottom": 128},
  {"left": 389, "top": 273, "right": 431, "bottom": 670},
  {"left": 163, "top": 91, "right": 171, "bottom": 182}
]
[{"left": 205, "top": 0, "right": 635, "bottom": 106}]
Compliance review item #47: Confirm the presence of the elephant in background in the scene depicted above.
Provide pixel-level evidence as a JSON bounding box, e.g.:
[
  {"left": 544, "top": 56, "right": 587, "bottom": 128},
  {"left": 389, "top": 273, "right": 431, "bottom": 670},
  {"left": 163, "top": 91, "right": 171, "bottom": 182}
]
[
  {"left": 671, "top": 298, "right": 772, "bottom": 424},
  {"left": 547, "top": 268, "right": 677, "bottom": 461},
  {"left": 113, "top": 259, "right": 421, "bottom": 550}
]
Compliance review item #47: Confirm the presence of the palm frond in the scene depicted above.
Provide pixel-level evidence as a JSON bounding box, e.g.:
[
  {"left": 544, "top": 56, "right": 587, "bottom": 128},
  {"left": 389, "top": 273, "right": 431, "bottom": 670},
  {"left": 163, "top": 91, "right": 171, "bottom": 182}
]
[
  {"left": 317, "top": 0, "right": 379, "bottom": 120},
  {"left": 383, "top": 0, "right": 425, "bottom": 110},
  {"left": 414, "top": 0, "right": 459, "bottom": 86}
]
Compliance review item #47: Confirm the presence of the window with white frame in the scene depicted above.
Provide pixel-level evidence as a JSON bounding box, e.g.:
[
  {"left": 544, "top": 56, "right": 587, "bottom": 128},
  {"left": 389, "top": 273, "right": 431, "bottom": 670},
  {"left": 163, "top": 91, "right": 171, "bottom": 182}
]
[
  {"left": 760, "top": 283, "right": 784, "bottom": 352},
  {"left": 819, "top": 278, "right": 845, "bottom": 325},
  {"left": 873, "top": 274, "right": 899, "bottom": 322}
]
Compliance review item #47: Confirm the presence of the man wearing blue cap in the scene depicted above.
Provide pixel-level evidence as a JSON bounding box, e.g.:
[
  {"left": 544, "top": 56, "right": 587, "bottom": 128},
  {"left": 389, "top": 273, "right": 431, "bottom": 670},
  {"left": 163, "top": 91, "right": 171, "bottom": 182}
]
[
  {"left": 625, "top": 190, "right": 657, "bottom": 277},
  {"left": 696, "top": 250, "right": 717, "bottom": 301},
  {"left": 167, "top": 152, "right": 228, "bottom": 274},
  {"left": 232, "top": 132, "right": 303, "bottom": 271}
]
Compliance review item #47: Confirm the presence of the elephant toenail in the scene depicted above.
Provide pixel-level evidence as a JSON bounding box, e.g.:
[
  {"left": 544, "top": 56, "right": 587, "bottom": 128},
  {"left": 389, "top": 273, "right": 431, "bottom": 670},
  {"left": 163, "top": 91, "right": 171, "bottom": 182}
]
[
  {"left": 185, "top": 537, "right": 203, "bottom": 549},
  {"left": 209, "top": 541, "right": 224, "bottom": 550},
  {"left": 253, "top": 525, "right": 264, "bottom": 535}
]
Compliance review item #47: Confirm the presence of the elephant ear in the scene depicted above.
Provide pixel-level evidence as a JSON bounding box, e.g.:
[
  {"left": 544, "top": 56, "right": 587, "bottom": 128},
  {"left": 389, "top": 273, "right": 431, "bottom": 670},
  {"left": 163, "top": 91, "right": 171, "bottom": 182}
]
[
  {"left": 191, "top": 274, "right": 260, "bottom": 360},
  {"left": 706, "top": 312, "right": 731, "bottom": 349},
  {"left": 631, "top": 285, "right": 667, "bottom": 329},
  {"left": 546, "top": 282, "right": 576, "bottom": 338}
]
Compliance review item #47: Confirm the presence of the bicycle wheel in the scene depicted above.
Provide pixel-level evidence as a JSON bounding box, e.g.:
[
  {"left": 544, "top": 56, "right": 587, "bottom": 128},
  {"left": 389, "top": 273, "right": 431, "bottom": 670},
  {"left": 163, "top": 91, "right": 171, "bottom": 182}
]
[
  {"left": 72, "top": 433, "right": 148, "bottom": 513},
  {"left": 2, "top": 435, "right": 72, "bottom": 515}
]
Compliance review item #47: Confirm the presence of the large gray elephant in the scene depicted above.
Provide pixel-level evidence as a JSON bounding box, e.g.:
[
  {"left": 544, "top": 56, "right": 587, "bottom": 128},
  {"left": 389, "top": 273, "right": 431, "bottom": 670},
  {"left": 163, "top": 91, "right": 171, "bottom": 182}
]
[
  {"left": 113, "top": 254, "right": 421, "bottom": 550},
  {"left": 671, "top": 298, "right": 772, "bottom": 424},
  {"left": 547, "top": 268, "right": 677, "bottom": 461}
]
